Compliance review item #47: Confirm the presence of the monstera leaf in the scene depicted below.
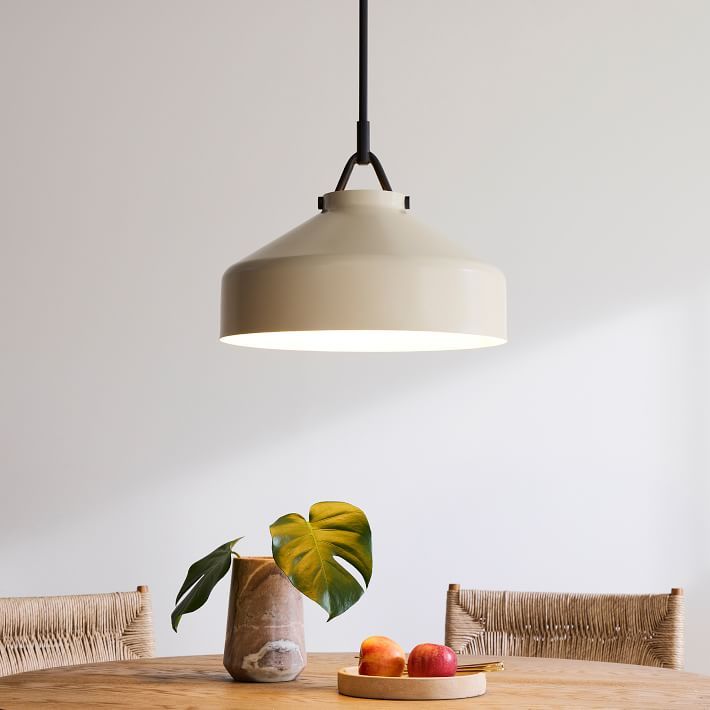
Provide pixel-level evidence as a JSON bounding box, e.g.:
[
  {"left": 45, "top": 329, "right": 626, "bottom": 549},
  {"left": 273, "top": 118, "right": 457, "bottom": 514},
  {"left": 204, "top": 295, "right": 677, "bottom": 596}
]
[
  {"left": 171, "top": 538, "right": 242, "bottom": 631},
  {"left": 270, "top": 501, "right": 372, "bottom": 621}
]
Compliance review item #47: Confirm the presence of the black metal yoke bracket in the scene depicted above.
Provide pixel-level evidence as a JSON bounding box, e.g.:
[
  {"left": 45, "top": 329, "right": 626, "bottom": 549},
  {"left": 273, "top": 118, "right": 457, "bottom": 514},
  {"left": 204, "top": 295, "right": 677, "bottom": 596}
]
[{"left": 335, "top": 149, "right": 392, "bottom": 192}]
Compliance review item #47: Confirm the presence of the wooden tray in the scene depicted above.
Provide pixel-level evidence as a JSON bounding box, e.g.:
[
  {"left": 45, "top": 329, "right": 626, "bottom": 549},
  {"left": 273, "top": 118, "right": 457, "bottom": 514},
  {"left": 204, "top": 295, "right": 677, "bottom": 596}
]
[{"left": 337, "top": 666, "right": 487, "bottom": 701}]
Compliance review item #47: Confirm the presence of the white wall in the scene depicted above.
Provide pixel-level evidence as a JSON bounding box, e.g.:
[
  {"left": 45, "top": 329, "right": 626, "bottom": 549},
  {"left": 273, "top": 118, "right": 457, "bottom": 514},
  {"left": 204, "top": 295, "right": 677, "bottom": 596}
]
[{"left": 1, "top": 0, "right": 709, "bottom": 672}]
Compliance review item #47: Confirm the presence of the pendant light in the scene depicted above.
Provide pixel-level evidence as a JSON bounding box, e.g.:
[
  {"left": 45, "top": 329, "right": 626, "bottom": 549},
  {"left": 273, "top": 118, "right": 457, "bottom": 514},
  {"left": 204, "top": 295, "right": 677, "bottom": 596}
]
[{"left": 220, "top": 0, "right": 506, "bottom": 352}]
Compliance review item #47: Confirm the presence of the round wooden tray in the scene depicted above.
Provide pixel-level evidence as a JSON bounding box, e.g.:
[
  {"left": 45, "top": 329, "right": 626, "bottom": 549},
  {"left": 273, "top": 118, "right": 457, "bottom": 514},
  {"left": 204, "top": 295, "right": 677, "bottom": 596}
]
[{"left": 337, "top": 666, "right": 487, "bottom": 701}]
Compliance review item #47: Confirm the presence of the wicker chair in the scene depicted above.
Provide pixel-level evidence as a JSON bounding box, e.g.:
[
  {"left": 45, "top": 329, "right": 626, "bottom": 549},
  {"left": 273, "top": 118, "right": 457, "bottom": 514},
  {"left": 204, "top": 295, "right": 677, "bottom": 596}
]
[
  {"left": 0, "top": 586, "right": 154, "bottom": 677},
  {"left": 445, "top": 585, "right": 684, "bottom": 669}
]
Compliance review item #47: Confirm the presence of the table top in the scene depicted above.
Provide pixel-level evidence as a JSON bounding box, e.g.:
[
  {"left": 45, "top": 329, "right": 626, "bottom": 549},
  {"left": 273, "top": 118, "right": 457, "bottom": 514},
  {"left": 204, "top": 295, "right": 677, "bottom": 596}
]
[{"left": 0, "top": 653, "right": 709, "bottom": 709}]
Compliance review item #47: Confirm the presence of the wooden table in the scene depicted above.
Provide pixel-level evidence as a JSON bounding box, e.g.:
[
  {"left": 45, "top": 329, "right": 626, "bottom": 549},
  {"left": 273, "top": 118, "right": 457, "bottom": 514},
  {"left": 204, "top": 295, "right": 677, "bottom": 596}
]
[{"left": 1, "top": 653, "right": 709, "bottom": 708}]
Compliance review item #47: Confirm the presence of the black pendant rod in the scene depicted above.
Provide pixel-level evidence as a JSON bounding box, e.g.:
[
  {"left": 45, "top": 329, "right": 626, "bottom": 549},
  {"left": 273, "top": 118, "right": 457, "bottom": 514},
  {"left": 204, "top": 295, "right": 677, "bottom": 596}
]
[
  {"left": 334, "top": 0, "right": 393, "bottom": 192},
  {"left": 356, "top": 0, "right": 369, "bottom": 163}
]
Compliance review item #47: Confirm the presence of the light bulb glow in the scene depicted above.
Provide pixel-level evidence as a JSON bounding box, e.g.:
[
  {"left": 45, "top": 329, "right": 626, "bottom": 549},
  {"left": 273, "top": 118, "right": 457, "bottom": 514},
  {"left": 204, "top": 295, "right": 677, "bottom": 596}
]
[{"left": 220, "top": 330, "right": 506, "bottom": 353}]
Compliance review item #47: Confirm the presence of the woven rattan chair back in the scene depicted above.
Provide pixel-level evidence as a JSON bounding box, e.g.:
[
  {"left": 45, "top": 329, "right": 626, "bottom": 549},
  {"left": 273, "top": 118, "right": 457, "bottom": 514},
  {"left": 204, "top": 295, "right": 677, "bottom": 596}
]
[
  {"left": 0, "top": 586, "right": 154, "bottom": 677},
  {"left": 445, "top": 586, "right": 684, "bottom": 669}
]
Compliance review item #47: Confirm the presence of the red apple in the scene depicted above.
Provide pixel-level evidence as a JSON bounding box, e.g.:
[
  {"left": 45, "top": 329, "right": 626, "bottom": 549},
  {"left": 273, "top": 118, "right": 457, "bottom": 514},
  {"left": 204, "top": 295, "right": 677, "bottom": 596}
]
[
  {"left": 358, "top": 636, "right": 406, "bottom": 677},
  {"left": 407, "top": 643, "right": 458, "bottom": 677}
]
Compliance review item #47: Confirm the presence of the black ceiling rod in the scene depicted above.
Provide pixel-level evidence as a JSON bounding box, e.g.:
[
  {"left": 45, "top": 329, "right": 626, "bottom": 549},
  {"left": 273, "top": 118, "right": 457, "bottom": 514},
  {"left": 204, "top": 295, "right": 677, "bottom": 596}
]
[{"left": 356, "top": 0, "right": 369, "bottom": 165}]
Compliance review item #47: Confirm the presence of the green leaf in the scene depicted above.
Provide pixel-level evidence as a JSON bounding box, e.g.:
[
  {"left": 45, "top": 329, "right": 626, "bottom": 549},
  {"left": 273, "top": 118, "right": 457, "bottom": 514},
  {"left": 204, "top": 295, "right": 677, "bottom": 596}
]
[
  {"left": 270, "top": 501, "right": 372, "bottom": 621},
  {"left": 171, "top": 538, "right": 242, "bottom": 632}
]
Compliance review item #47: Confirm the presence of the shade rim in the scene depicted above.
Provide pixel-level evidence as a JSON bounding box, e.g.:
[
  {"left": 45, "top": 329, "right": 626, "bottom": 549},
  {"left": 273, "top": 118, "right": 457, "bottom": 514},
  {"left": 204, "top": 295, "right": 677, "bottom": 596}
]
[{"left": 219, "top": 330, "right": 507, "bottom": 353}]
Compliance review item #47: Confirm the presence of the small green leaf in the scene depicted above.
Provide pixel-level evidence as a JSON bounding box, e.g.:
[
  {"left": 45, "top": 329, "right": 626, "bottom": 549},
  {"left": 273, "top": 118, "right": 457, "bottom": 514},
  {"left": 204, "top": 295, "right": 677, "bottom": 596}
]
[
  {"left": 270, "top": 501, "right": 372, "bottom": 621},
  {"left": 171, "top": 538, "right": 242, "bottom": 632}
]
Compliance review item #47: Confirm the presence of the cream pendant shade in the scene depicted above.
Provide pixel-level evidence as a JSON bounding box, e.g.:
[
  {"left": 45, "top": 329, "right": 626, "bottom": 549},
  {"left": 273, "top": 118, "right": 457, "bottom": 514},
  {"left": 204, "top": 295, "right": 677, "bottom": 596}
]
[{"left": 220, "top": 190, "right": 506, "bottom": 352}]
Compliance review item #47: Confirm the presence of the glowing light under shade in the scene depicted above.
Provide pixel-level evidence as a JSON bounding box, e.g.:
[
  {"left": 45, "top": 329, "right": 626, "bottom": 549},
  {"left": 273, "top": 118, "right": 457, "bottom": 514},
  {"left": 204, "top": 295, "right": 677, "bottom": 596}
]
[{"left": 220, "top": 330, "right": 506, "bottom": 353}]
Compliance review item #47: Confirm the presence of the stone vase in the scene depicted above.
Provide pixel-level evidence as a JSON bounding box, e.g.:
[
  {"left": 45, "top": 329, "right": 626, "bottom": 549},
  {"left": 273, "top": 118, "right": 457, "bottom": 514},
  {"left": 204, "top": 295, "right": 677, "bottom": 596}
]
[{"left": 223, "top": 556, "right": 306, "bottom": 682}]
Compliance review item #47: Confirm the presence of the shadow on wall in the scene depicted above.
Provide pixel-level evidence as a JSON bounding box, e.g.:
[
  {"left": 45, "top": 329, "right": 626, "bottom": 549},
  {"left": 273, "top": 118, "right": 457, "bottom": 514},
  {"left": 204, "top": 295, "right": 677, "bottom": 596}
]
[
  {"left": 1, "top": 0, "right": 709, "bottom": 542},
  {"left": 2, "top": 205, "right": 707, "bottom": 539}
]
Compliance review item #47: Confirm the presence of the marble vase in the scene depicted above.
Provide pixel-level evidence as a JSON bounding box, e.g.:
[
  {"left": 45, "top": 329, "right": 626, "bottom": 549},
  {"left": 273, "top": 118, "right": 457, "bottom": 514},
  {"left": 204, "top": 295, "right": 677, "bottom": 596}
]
[{"left": 223, "top": 556, "right": 306, "bottom": 682}]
